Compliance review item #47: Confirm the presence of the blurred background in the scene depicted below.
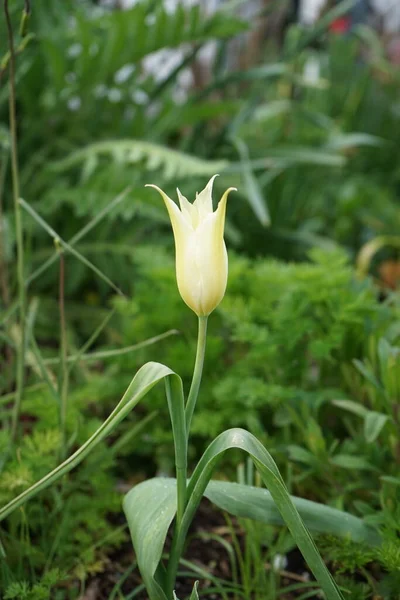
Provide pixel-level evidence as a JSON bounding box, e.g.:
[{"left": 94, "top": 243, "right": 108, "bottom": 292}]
[
  {"left": 3, "top": 0, "right": 400, "bottom": 288},
  {"left": 2, "top": 0, "right": 400, "bottom": 598}
]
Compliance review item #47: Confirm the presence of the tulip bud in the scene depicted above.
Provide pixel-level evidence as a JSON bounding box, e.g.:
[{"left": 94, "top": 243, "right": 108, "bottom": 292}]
[{"left": 146, "top": 175, "right": 236, "bottom": 317}]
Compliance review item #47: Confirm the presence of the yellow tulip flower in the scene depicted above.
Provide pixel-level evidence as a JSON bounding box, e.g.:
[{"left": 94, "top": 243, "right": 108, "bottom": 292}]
[{"left": 146, "top": 175, "right": 236, "bottom": 316}]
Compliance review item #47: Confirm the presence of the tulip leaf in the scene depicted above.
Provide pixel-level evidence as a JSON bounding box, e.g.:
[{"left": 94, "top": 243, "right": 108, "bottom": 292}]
[
  {"left": 124, "top": 429, "right": 381, "bottom": 600},
  {"left": 184, "top": 429, "right": 345, "bottom": 599},
  {"left": 0, "top": 361, "right": 180, "bottom": 523},
  {"left": 204, "top": 480, "right": 380, "bottom": 546},
  {"left": 124, "top": 478, "right": 176, "bottom": 600},
  {"left": 124, "top": 472, "right": 379, "bottom": 600}
]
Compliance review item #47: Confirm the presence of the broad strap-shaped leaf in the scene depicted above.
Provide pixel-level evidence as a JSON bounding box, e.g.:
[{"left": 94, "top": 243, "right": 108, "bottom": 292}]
[
  {"left": 178, "top": 428, "right": 344, "bottom": 599},
  {"left": 204, "top": 480, "right": 380, "bottom": 546},
  {"left": 124, "top": 430, "right": 380, "bottom": 600},
  {"left": 123, "top": 475, "right": 379, "bottom": 599},
  {"left": 124, "top": 479, "right": 177, "bottom": 600}
]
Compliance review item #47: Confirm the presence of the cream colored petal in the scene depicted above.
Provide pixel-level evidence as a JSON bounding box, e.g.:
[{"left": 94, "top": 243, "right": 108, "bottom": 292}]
[
  {"left": 145, "top": 184, "right": 189, "bottom": 235},
  {"left": 191, "top": 213, "right": 225, "bottom": 315},
  {"left": 194, "top": 186, "right": 236, "bottom": 315},
  {"left": 174, "top": 233, "right": 203, "bottom": 314},
  {"left": 193, "top": 174, "right": 219, "bottom": 220},
  {"left": 176, "top": 188, "right": 196, "bottom": 227},
  {"left": 146, "top": 184, "right": 196, "bottom": 310},
  {"left": 146, "top": 181, "right": 236, "bottom": 316},
  {"left": 214, "top": 186, "right": 236, "bottom": 236},
  {"left": 176, "top": 185, "right": 236, "bottom": 315}
]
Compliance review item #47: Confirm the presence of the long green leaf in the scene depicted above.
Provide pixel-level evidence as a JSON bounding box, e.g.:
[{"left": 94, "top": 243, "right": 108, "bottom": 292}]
[
  {"left": 231, "top": 137, "right": 270, "bottom": 226},
  {"left": 125, "top": 428, "right": 380, "bottom": 600},
  {"left": 124, "top": 473, "right": 379, "bottom": 600},
  {"left": 26, "top": 186, "right": 131, "bottom": 286},
  {"left": 179, "top": 429, "right": 344, "bottom": 600},
  {"left": 123, "top": 479, "right": 176, "bottom": 600},
  {"left": 204, "top": 480, "right": 380, "bottom": 545},
  {"left": 0, "top": 361, "right": 175, "bottom": 522},
  {"left": 42, "top": 329, "right": 179, "bottom": 366}
]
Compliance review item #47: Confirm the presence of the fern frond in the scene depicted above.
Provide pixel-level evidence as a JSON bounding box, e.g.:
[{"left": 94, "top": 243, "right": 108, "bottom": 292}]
[
  {"left": 98, "top": 2, "right": 247, "bottom": 61},
  {"left": 50, "top": 140, "right": 229, "bottom": 181}
]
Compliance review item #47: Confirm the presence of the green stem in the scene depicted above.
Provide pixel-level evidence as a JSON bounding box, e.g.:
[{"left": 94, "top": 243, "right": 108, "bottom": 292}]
[
  {"left": 166, "top": 315, "right": 208, "bottom": 597},
  {"left": 58, "top": 251, "right": 69, "bottom": 460},
  {"left": 165, "top": 378, "right": 187, "bottom": 529},
  {"left": 4, "top": 0, "right": 26, "bottom": 442},
  {"left": 185, "top": 315, "right": 208, "bottom": 439},
  {"left": 165, "top": 374, "right": 188, "bottom": 599},
  {"left": 0, "top": 152, "right": 10, "bottom": 310}
]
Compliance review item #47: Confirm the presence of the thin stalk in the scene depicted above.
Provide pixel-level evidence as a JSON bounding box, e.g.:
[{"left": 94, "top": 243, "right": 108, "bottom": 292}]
[
  {"left": 165, "top": 373, "right": 188, "bottom": 599},
  {"left": 175, "top": 453, "right": 186, "bottom": 531},
  {"left": 4, "top": 0, "right": 26, "bottom": 441},
  {"left": 166, "top": 316, "right": 208, "bottom": 597},
  {"left": 26, "top": 186, "right": 131, "bottom": 287},
  {"left": 58, "top": 250, "right": 68, "bottom": 459},
  {"left": 165, "top": 379, "right": 187, "bottom": 529},
  {"left": 41, "top": 329, "right": 178, "bottom": 366},
  {"left": 0, "top": 152, "right": 10, "bottom": 309},
  {"left": 0, "top": 150, "right": 12, "bottom": 380},
  {"left": 185, "top": 315, "right": 208, "bottom": 439}
]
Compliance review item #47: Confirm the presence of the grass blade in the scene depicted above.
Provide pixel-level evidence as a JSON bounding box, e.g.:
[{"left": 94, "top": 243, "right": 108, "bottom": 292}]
[{"left": 19, "top": 198, "right": 125, "bottom": 297}]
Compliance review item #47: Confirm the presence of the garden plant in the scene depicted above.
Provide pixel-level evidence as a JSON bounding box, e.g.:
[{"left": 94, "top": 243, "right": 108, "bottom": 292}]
[
  {"left": 0, "top": 175, "right": 380, "bottom": 600},
  {"left": 2, "top": 1, "right": 400, "bottom": 599}
]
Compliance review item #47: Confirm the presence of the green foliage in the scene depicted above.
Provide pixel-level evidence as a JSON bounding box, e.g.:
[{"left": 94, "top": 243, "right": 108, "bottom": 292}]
[
  {"left": 335, "top": 575, "right": 370, "bottom": 600},
  {"left": 0, "top": 384, "right": 129, "bottom": 593},
  {"left": 228, "top": 29, "right": 400, "bottom": 259},
  {"left": 319, "top": 536, "right": 374, "bottom": 574},
  {"left": 3, "top": 1, "right": 400, "bottom": 597},
  {"left": 51, "top": 140, "right": 229, "bottom": 184},
  {"left": 4, "top": 0, "right": 245, "bottom": 197},
  {"left": 4, "top": 569, "right": 63, "bottom": 600},
  {"left": 115, "top": 246, "right": 388, "bottom": 448},
  {"left": 110, "top": 245, "right": 400, "bottom": 595}
]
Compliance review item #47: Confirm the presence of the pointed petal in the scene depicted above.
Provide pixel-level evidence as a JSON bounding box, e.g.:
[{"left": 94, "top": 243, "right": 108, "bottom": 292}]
[
  {"left": 146, "top": 181, "right": 236, "bottom": 317},
  {"left": 189, "top": 187, "right": 236, "bottom": 315},
  {"left": 146, "top": 184, "right": 187, "bottom": 231},
  {"left": 215, "top": 187, "right": 237, "bottom": 238},
  {"left": 176, "top": 188, "right": 195, "bottom": 227},
  {"left": 193, "top": 174, "right": 219, "bottom": 219}
]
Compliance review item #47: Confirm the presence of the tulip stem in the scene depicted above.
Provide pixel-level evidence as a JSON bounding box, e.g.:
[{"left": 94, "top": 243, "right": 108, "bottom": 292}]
[
  {"left": 166, "top": 315, "right": 208, "bottom": 597},
  {"left": 185, "top": 316, "right": 208, "bottom": 440},
  {"left": 165, "top": 377, "right": 187, "bottom": 531}
]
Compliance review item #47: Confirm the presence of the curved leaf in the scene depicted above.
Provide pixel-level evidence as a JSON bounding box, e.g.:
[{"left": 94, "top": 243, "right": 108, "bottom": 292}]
[
  {"left": 174, "top": 428, "right": 345, "bottom": 600},
  {"left": 204, "top": 480, "right": 380, "bottom": 546},
  {"left": 125, "top": 428, "right": 381, "bottom": 600},
  {"left": 0, "top": 361, "right": 177, "bottom": 522},
  {"left": 124, "top": 473, "right": 379, "bottom": 600},
  {"left": 123, "top": 479, "right": 176, "bottom": 600}
]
